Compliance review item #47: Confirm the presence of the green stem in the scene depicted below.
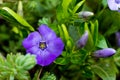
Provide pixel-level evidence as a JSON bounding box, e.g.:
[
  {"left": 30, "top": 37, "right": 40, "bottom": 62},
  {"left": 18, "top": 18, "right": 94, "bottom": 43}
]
[{"left": 37, "top": 67, "right": 43, "bottom": 80}]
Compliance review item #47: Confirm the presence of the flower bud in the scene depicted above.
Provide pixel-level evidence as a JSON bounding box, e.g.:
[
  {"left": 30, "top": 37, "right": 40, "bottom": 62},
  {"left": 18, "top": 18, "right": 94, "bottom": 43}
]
[
  {"left": 115, "top": 32, "right": 120, "bottom": 47},
  {"left": 61, "top": 24, "right": 69, "bottom": 41},
  {"left": 78, "top": 11, "right": 94, "bottom": 18},
  {"left": 76, "top": 31, "right": 88, "bottom": 48},
  {"left": 17, "top": 0, "right": 23, "bottom": 17},
  {"left": 66, "top": 39, "right": 72, "bottom": 50},
  {"left": 93, "top": 48, "right": 116, "bottom": 58}
]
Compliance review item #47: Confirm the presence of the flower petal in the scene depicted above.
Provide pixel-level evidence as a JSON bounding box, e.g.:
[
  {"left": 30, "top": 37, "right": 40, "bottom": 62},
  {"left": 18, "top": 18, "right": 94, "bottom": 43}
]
[
  {"left": 38, "top": 24, "right": 57, "bottom": 41},
  {"left": 47, "top": 38, "right": 64, "bottom": 56},
  {"left": 107, "top": 0, "right": 119, "bottom": 11},
  {"left": 22, "top": 31, "right": 42, "bottom": 49},
  {"left": 36, "top": 50, "right": 57, "bottom": 66},
  {"left": 26, "top": 46, "right": 40, "bottom": 54}
]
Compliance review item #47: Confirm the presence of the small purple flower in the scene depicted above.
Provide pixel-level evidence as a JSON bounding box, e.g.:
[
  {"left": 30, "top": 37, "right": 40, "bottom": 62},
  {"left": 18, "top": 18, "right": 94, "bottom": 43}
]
[
  {"left": 76, "top": 31, "right": 88, "bottom": 48},
  {"left": 107, "top": 0, "right": 120, "bottom": 11},
  {"left": 116, "top": 32, "right": 120, "bottom": 47},
  {"left": 93, "top": 48, "right": 116, "bottom": 58},
  {"left": 22, "top": 24, "right": 64, "bottom": 66}
]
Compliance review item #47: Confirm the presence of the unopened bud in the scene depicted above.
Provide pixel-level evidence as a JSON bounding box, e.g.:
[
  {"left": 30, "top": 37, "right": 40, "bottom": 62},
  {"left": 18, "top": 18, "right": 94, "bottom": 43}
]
[
  {"left": 78, "top": 11, "right": 94, "bottom": 18},
  {"left": 17, "top": 0, "right": 23, "bottom": 17},
  {"left": 115, "top": 32, "right": 120, "bottom": 47},
  {"left": 76, "top": 31, "right": 88, "bottom": 48},
  {"left": 66, "top": 39, "right": 72, "bottom": 50},
  {"left": 93, "top": 48, "right": 116, "bottom": 58}
]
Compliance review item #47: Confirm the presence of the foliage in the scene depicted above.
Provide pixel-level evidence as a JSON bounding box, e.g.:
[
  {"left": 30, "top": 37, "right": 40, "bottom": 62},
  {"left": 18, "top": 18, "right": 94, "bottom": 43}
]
[
  {"left": 0, "top": 0, "right": 120, "bottom": 80},
  {"left": 0, "top": 53, "right": 36, "bottom": 80}
]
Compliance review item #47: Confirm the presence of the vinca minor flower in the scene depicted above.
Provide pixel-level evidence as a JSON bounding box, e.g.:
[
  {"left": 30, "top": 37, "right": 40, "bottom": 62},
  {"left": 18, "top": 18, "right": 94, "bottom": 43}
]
[
  {"left": 107, "top": 0, "right": 120, "bottom": 11},
  {"left": 116, "top": 32, "right": 120, "bottom": 47},
  {"left": 93, "top": 48, "right": 116, "bottom": 58},
  {"left": 76, "top": 31, "right": 88, "bottom": 48},
  {"left": 22, "top": 24, "right": 64, "bottom": 66}
]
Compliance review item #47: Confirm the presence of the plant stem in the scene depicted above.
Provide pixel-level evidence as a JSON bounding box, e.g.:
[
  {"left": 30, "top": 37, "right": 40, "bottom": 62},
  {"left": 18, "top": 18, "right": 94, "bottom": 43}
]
[{"left": 37, "top": 67, "right": 43, "bottom": 80}]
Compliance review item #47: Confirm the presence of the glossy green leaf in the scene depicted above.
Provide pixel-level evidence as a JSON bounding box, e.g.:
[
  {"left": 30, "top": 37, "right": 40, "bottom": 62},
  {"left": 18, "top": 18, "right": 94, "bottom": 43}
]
[
  {"left": 73, "top": 0, "right": 85, "bottom": 14},
  {"left": 90, "top": 20, "right": 98, "bottom": 46},
  {"left": 58, "top": 25, "right": 65, "bottom": 41},
  {"left": 57, "top": 0, "right": 72, "bottom": 22},
  {"left": 61, "top": 24, "right": 70, "bottom": 41},
  {"left": 62, "top": 0, "right": 72, "bottom": 15},
  {"left": 0, "top": 7, "right": 34, "bottom": 31},
  {"left": 96, "top": 34, "right": 108, "bottom": 48}
]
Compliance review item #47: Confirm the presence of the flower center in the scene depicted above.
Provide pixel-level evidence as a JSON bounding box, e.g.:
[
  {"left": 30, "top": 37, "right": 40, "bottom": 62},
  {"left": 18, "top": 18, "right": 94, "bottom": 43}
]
[
  {"left": 115, "top": 0, "right": 120, "bottom": 4},
  {"left": 39, "top": 41, "right": 47, "bottom": 50}
]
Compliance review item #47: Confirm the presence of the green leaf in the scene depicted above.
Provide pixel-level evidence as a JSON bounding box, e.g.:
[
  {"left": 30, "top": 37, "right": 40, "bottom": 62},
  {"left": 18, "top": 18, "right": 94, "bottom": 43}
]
[
  {"left": 84, "top": 22, "right": 94, "bottom": 50},
  {"left": 102, "top": 0, "right": 107, "bottom": 7},
  {"left": 70, "top": 49, "right": 87, "bottom": 64},
  {"left": 92, "top": 61, "right": 117, "bottom": 80},
  {"left": 62, "top": 0, "right": 72, "bottom": 15},
  {"left": 56, "top": 0, "right": 72, "bottom": 22},
  {"left": 90, "top": 20, "right": 98, "bottom": 46},
  {"left": 38, "top": 17, "right": 50, "bottom": 26},
  {"left": 0, "top": 53, "right": 36, "bottom": 80},
  {"left": 10, "top": 73, "right": 14, "bottom": 80},
  {"left": 54, "top": 57, "right": 69, "bottom": 65},
  {"left": 73, "top": 0, "right": 85, "bottom": 14},
  {"left": 15, "top": 54, "right": 36, "bottom": 70},
  {"left": 104, "top": 25, "right": 118, "bottom": 36},
  {"left": 61, "top": 24, "right": 70, "bottom": 41},
  {"left": 58, "top": 25, "right": 65, "bottom": 41},
  {"left": 68, "top": 25, "right": 80, "bottom": 42},
  {"left": 41, "top": 72, "right": 56, "bottom": 80},
  {"left": 114, "top": 48, "right": 120, "bottom": 66},
  {"left": 33, "top": 70, "right": 39, "bottom": 80},
  {"left": 0, "top": 7, "right": 34, "bottom": 31},
  {"left": 96, "top": 34, "right": 108, "bottom": 48}
]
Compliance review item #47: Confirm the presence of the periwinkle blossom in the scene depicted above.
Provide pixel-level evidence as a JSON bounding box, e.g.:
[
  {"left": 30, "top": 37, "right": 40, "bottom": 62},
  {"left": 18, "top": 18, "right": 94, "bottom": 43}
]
[
  {"left": 93, "top": 48, "right": 116, "bottom": 58},
  {"left": 22, "top": 24, "right": 64, "bottom": 66},
  {"left": 76, "top": 31, "right": 88, "bottom": 48},
  {"left": 107, "top": 0, "right": 120, "bottom": 11},
  {"left": 115, "top": 32, "right": 120, "bottom": 47}
]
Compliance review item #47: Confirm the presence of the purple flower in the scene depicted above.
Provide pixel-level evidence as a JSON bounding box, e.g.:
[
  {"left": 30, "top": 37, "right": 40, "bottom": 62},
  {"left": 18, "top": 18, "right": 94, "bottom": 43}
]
[
  {"left": 93, "top": 48, "right": 116, "bottom": 58},
  {"left": 22, "top": 24, "right": 64, "bottom": 66},
  {"left": 107, "top": 0, "right": 120, "bottom": 11},
  {"left": 116, "top": 32, "right": 120, "bottom": 47},
  {"left": 76, "top": 31, "right": 88, "bottom": 48}
]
